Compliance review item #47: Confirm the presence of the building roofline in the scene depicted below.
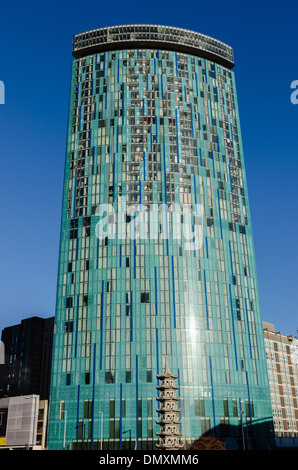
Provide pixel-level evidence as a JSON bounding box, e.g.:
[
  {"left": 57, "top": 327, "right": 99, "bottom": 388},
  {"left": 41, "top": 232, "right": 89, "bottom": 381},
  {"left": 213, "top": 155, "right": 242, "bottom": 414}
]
[{"left": 72, "top": 24, "right": 234, "bottom": 69}]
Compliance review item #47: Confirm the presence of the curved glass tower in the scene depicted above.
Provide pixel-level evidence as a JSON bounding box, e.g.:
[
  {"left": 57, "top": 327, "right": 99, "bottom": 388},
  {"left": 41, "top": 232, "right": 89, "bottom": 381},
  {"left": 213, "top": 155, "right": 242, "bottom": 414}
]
[{"left": 48, "top": 25, "right": 274, "bottom": 450}]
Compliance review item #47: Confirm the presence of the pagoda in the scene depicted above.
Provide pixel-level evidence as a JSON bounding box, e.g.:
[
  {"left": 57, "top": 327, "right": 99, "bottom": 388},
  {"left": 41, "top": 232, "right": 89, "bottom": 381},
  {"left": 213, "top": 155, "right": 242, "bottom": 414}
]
[{"left": 156, "top": 356, "right": 184, "bottom": 450}]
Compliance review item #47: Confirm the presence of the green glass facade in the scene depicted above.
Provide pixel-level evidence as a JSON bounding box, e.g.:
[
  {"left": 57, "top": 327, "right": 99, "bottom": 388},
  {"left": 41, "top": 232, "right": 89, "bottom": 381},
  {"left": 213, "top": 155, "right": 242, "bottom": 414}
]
[{"left": 48, "top": 25, "right": 274, "bottom": 450}]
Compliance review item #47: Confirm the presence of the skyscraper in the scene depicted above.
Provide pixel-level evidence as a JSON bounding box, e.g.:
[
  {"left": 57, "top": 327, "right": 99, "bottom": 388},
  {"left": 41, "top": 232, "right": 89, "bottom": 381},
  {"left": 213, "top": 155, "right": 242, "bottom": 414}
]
[{"left": 48, "top": 25, "right": 274, "bottom": 450}]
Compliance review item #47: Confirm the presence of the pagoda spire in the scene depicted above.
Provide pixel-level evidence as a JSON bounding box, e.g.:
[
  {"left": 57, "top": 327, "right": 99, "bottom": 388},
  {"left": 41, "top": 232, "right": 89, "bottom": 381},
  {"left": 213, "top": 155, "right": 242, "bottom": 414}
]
[
  {"left": 155, "top": 356, "right": 184, "bottom": 450},
  {"left": 158, "top": 355, "right": 178, "bottom": 379}
]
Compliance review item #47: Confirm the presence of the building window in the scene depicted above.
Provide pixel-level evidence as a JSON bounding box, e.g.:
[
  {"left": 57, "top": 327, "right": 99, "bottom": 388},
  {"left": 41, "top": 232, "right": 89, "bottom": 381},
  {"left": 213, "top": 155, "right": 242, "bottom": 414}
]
[
  {"left": 84, "top": 399, "right": 93, "bottom": 419},
  {"left": 141, "top": 293, "right": 150, "bottom": 303},
  {"left": 59, "top": 401, "right": 65, "bottom": 420}
]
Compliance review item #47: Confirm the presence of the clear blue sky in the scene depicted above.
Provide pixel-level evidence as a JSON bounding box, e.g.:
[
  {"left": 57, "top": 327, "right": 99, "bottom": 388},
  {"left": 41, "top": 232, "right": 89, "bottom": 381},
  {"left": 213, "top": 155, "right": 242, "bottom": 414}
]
[{"left": 0, "top": 0, "right": 297, "bottom": 336}]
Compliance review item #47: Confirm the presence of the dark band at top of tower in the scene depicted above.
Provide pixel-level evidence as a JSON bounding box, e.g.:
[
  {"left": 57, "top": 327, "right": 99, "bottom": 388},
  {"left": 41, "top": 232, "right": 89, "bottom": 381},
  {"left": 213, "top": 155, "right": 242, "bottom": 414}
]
[{"left": 72, "top": 24, "right": 234, "bottom": 69}]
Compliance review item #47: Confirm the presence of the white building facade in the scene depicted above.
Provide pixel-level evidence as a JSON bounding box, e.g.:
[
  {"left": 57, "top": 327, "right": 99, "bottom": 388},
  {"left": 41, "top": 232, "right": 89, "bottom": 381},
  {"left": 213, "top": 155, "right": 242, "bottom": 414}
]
[{"left": 0, "top": 395, "right": 48, "bottom": 450}]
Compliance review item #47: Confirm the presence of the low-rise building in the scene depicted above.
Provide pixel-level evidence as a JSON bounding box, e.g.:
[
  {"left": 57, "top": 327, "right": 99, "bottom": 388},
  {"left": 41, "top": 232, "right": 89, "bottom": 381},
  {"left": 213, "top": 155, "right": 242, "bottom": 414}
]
[
  {"left": 263, "top": 322, "right": 298, "bottom": 448},
  {"left": 0, "top": 394, "right": 48, "bottom": 450}
]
